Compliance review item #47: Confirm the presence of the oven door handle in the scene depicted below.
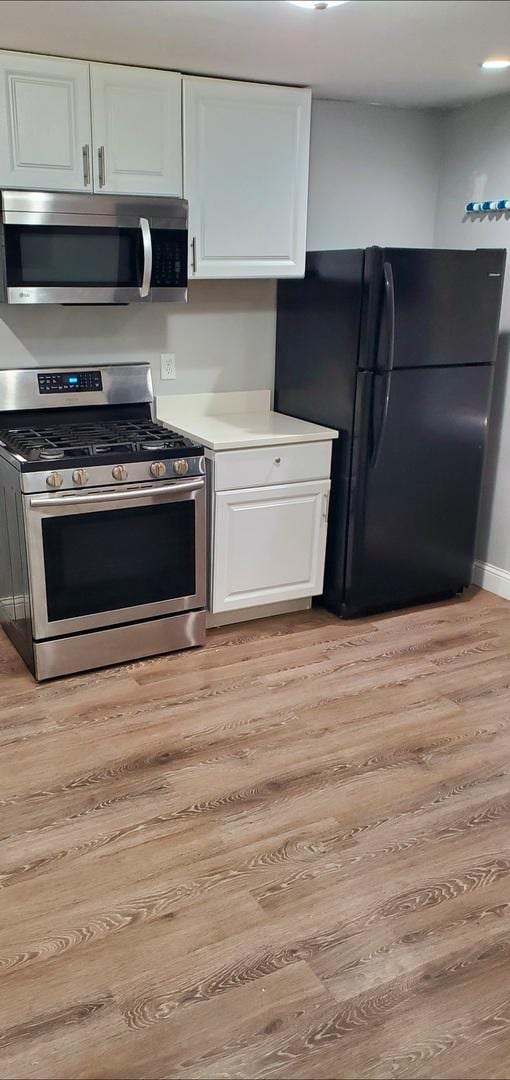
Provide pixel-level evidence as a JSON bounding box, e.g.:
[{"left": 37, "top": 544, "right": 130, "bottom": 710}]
[
  {"left": 139, "top": 217, "right": 153, "bottom": 298},
  {"left": 29, "top": 478, "right": 204, "bottom": 508}
]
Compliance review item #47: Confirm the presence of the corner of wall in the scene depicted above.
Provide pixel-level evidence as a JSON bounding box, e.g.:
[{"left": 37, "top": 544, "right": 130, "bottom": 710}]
[{"left": 432, "top": 107, "right": 451, "bottom": 247}]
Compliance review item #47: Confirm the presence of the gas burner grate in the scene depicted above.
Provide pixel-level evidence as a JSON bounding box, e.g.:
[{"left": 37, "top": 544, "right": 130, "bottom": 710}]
[{"left": 0, "top": 420, "right": 193, "bottom": 462}]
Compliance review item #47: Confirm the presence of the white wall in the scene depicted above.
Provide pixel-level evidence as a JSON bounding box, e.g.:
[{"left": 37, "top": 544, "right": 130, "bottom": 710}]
[
  {"left": 307, "top": 99, "right": 442, "bottom": 250},
  {"left": 0, "top": 279, "right": 277, "bottom": 396},
  {"left": 434, "top": 94, "right": 510, "bottom": 586}
]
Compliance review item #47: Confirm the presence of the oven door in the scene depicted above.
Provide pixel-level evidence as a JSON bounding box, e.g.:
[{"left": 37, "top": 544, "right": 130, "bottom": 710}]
[
  {"left": 24, "top": 478, "right": 206, "bottom": 640},
  {"left": 2, "top": 215, "right": 187, "bottom": 304}
]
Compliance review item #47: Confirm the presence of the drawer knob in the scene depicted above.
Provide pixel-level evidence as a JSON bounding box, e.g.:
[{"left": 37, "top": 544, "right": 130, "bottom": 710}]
[{"left": 274, "top": 456, "right": 281, "bottom": 465}]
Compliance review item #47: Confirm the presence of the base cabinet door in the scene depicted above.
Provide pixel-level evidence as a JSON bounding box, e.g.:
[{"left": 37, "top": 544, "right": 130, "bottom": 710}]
[
  {"left": 212, "top": 480, "right": 330, "bottom": 613},
  {"left": 90, "top": 63, "right": 182, "bottom": 195},
  {"left": 0, "top": 52, "right": 92, "bottom": 191},
  {"left": 184, "top": 76, "right": 311, "bottom": 278}
]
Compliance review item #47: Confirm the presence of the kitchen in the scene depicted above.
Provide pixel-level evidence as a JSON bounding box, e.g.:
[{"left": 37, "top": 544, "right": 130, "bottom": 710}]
[{"left": 1, "top": 1, "right": 510, "bottom": 1078}]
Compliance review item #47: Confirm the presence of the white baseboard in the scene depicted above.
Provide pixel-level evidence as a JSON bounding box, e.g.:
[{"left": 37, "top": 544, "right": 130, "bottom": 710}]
[{"left": 472, "top": 560, "right": 510, "bottom": 600}]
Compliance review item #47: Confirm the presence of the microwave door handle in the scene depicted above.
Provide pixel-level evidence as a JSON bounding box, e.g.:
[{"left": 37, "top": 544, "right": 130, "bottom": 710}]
[{"left": 139, "top": 217, "right": 153, "bottom": 298}]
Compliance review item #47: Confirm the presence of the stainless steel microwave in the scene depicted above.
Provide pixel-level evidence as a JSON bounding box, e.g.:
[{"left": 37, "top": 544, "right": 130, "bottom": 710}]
[{"left": 0, "top": 190, "right": 188, "bottom": 304}]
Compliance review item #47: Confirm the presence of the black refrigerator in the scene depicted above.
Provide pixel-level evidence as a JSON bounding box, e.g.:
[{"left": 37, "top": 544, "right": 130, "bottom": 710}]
[{"left": 275, "top": 247, "right": 506, "bottom": 617}]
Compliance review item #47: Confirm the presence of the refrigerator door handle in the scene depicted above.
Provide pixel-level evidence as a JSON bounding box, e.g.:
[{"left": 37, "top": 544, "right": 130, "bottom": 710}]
[
  {"left": 380, "top": 260, "right": 396, "bottom": 373},
  {"left": 370, "top": 261, "right": 396, "bottom": 468},
  {"left": 370, "top": 370, "right": 392, "bottom": 469},
  {"left": 344, "top": 371, "right": 373, "bottom": 601}
]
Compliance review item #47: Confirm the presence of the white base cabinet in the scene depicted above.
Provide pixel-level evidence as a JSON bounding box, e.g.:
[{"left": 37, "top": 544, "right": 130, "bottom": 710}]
[
  {"left": 212, "top": 480, "right": 330, "bottom": 613},
  {"left": 207, "top": 440, "right": 333, "bottom": 617}
]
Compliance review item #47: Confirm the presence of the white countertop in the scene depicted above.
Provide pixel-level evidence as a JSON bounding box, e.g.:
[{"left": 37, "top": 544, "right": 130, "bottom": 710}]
[{"left": 156, "top": 391, "right": 338, "bottom": 451}]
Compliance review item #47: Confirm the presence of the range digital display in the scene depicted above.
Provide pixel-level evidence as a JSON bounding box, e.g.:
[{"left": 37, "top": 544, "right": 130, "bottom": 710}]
[{"left": 38, "top": 371, "right": 103, "bottom": 394}]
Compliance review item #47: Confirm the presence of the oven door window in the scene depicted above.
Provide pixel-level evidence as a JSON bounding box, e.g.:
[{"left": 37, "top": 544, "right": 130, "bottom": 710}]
[
  {"left": 42, "top": 502, "right": 196, "bottom": 621},
  {"left": 4, "top": 225, "right": 142, "bottom": 287}
]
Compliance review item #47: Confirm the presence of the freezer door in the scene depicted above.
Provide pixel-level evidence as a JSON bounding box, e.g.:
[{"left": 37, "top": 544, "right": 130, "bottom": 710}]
[
  {"left": 365, "top": 248, "right": 505, "bottom": 370},
  {"left": 342, "top": 364, "right": 493, "bottom": 616},
  {"left": 275, "top": 249, "right": 364, "bottom": 429}
]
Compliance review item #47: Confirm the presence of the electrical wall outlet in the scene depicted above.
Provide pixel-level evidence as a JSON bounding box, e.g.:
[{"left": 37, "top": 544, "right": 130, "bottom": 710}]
[{"left": 160, "top": 353, "right": 176, "bottom": 380}]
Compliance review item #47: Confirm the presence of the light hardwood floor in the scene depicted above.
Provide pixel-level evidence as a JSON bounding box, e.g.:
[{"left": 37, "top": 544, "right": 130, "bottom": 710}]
[{"left": 1, "top": 588, "right": 510, "bottom": 1080}]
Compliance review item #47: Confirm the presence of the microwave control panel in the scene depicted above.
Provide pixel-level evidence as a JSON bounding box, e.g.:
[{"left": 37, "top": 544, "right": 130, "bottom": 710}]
[
  {"left": 38, "top": 371, "right": 103, "bottom": 394},
  {"left": 151, "top": 231, "right": 187, "bottom": 286}
]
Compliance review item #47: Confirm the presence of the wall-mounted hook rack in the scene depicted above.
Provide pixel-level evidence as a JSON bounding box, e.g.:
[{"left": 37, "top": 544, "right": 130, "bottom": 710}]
[{"left": 466, "top": 200, "right": 510, "bottom": 212}]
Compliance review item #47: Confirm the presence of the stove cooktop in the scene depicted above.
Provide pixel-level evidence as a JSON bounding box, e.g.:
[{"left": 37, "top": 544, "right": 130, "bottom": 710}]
[{"left": 0, "top": 419, "right": 199, "bottom": 469}]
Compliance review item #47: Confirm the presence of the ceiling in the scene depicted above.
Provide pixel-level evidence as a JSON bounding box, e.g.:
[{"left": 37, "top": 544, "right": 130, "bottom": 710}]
[{"left": 1, "top": 0, "right": 510, "bottom": 108}]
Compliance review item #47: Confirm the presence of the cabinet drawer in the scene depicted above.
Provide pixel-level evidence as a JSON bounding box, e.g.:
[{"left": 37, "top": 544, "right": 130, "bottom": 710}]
[{"left": 214, "top": 441, "right": 332, "bottom": 491}]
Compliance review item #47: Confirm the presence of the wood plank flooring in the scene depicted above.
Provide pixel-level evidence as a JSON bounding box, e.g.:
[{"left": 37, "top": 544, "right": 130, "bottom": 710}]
[{"left": 1, "top": 587, "right": 510, "bottom": 1079}]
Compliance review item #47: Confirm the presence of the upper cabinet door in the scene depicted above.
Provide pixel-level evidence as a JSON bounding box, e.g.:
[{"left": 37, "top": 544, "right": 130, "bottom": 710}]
[
  {"left": 90, "top": 63, "right": 182, "bottom": 196},
  {"left": 0, "top": 52, "right": 92, "bottom": 191},
  {"left": 183, "top": 77, "right": 311, "bottom": 278}
]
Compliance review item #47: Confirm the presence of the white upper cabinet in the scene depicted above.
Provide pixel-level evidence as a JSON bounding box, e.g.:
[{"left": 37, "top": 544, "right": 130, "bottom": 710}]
[
  {"left": 0, "top": 52, "right": 92, "bottom": 191},
  {"left": 0, "top": 50, "right": 311, "bottom": 276},
  {"left": 183, "top": 77, "right": 311, "bottom": 278},
  {"left": 0, "top": 53, "right": 182, "bottom": 196},
  {"left": 90, "top": 63, "right": 182, "bottom": 196}
]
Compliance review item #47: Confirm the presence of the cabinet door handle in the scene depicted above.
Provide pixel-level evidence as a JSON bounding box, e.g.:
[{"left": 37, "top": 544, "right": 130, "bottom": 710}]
[
  {"left": 82, "top": 144, "right": 90, "bottom": 187},
  {"left": 323, "top": 491, "right": 330, "bottom": 521},
  {"left": 98, "top": 145, "right": 106, "bottom": 188},
  {"left": 191, "top": 236, "right": 197, "bottom": 274}
]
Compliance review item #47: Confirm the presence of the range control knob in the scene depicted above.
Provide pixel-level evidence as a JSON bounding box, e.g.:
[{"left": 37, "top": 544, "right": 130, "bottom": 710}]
[
  {"left": 150, "top": 461, "right": 166, "bottom": 479},
  {"left": 112, "top": 465, "right": 128, "bottom": 482},
  {"left": 72, "top": 468, "right": 88, "bottom": 486},
  {"left": 173, "top": 458, "right": 189, "bottom": 477},
  {"left": 46, "top": 472, "right": 64, "bottom": 489}
]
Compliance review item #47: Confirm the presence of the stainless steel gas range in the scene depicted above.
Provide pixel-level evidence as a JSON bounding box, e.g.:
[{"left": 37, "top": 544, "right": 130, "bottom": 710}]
[{"left": 0, "top": 363, "right": 206, "bottom": 680}]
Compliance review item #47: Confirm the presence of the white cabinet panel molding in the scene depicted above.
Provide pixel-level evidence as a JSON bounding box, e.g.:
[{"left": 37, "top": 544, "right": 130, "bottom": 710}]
[
  {"left": 184, "top": 76, "right": 311, "bottom": 278},
  {"left": 0, "top": 52, "right": 92, "bottom": 191},
  {"left": 213, "top": 479, "right": 329, "bottom": 612},
  {"left": 90, "top": 63, "right": 182, "bottom": 196}
]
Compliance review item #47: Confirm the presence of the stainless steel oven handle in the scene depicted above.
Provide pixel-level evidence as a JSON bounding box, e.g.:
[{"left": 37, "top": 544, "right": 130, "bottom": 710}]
[
  {"left": 139, "top": 217, "right": 153, "bottom": 298},
  {"left": 30, "top": 478, "right": 204, "bottom": 508}
]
